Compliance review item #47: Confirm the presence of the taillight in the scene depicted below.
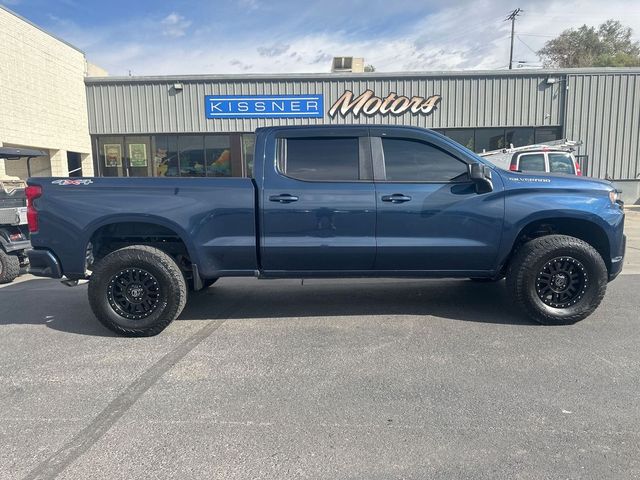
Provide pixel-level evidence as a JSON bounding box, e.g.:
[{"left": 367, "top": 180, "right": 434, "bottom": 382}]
[
  {"left": 509, "top": 163, "right": 518, "bottom": 171},
  {"left": 26, "top": 185, "right": 42, "bottom": 233},
  {"left": 574, "top": 160, "right": 582, "bottom": 176}
]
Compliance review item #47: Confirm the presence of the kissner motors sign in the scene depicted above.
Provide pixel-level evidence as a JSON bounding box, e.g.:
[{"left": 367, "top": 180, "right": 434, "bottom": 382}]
[
  {"left": 205, "top": 94, "right": 324, "bottom": 118},
  {"left": 329, "top": 89, "right": 441, "bottom": 117}
]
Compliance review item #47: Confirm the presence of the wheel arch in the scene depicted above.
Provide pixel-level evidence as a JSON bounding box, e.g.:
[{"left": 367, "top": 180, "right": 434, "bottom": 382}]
[
  {"left": 504, "top": 215, "right": 611, "bottom": 274},
  {"left": 84, "top": 215, "right": 200, "bottom": 271}
]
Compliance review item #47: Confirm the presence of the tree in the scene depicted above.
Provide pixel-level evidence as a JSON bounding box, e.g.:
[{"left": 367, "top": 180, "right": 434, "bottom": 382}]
[{"left": 537, "top": 20, "right": 640, "bottom": 68}]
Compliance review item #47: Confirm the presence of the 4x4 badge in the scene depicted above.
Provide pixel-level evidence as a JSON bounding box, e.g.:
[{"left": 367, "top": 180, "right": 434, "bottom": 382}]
[{"left": 51, "top": 179, "right": 93, "bottom": 185}]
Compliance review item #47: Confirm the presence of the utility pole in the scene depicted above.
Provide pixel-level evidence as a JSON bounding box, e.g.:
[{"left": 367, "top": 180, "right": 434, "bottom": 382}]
[{"left": 505, "top": 8, "right": 522, "bottom": 70}]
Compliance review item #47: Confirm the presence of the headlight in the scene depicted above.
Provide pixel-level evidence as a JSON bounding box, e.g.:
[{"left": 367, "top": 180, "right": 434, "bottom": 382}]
[{"left": 609, "top": 189, "right": 622, "bottom": 205}]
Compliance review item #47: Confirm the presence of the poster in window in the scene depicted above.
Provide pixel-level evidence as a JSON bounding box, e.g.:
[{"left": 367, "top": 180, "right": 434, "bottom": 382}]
[
  {"left": 129, "top": 144, "right": 148, "bottom": 167},
  {"left": 103, "top": 144, "right": 122, "bottom": 168}
]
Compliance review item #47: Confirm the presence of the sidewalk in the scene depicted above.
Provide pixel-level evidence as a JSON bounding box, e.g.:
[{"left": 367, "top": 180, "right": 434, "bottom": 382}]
[{"left": 624, "top": 209, "right": 640, "bottom": 274}]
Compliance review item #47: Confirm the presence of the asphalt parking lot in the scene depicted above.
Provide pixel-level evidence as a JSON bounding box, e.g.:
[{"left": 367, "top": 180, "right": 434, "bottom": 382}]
[{"left": 2, "top": 212, "right": 640, "bottom": 480}]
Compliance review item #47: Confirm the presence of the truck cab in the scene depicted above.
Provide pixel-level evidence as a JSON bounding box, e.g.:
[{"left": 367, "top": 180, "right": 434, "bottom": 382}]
[
  {"left": 509, "top": 149, "right": 581, "bottom": 175},
  {"left": 479, "top": 141, "right": 583, "bottom": 176}
]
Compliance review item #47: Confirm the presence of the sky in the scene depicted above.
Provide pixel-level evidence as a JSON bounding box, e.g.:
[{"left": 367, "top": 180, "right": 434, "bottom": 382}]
[{"left": 2, "top": 0, "right": 640, "bottom": 76}]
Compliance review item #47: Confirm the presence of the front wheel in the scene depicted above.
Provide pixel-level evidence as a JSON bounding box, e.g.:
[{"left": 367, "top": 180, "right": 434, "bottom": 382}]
[
  {"left": 88, "top": 246, "right": 187, "bottom": 336},
  {"left": 507, "top": 235, "right": 608, "bottom": 325}
]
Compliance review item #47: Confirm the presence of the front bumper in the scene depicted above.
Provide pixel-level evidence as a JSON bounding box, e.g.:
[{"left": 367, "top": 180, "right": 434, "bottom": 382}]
[
  {"left": 27, "top": 248, "right": 62, "bottom": 278},
  {"left": 608, "top": 234, "right": 626, "bottom": 281}
]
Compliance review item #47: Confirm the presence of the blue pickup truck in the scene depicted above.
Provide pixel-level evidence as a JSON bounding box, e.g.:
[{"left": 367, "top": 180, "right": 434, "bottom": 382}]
[{"left": 26, "top": 126, "right": 625, "bottom": 336}]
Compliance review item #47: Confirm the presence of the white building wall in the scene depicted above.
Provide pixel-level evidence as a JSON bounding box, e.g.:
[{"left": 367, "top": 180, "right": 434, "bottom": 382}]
[{"left": 0, "top": 6, "right": 93, "bottom": 178}]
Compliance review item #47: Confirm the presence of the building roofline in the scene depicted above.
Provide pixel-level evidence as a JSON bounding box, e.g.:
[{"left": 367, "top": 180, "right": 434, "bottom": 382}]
[
  {"left": 84, "top": 67, "right": 640, "bottom": 84},
  {"left": 0, "top": 4, "right": 85, "bottom": 55}
]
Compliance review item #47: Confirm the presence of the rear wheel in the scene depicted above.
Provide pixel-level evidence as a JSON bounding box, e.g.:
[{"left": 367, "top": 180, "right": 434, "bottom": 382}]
[
  {"left": 507, "top": 235, "right": 608, "bottom": 325},
  {"left": 88, "top": 245, "right": 187, "bottom": 336},
  {"left": 0, "top": 250, "right": 20, "bottom": 284}
]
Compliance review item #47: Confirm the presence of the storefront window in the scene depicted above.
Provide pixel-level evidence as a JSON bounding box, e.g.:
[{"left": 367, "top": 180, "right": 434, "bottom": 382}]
[
  {"left": 505, "top": 128, "right": 534, "bottom": 148},
  {"left": 535, "top": 127, "right": 563, "bottom": 144},
  {"left": 475, "top": 128, "right": 506, "bottom": 152},
  {"left": 205, "top": 135, "right": 231, "bottom": 177},
  {"left": 444, "top": 129, "right": 474, "bottom": 151},
  {"left": 96, "top": 128, "right": 562, "bottom": 178},
  {"left": 242, "top": 134, "right": 256, "bottom": 177},
  {"left": 179, "top": 135, "right": 206, "bottom": 177},
  {"left": 153, "top": 135, "right": 179, "bottom": 177}
]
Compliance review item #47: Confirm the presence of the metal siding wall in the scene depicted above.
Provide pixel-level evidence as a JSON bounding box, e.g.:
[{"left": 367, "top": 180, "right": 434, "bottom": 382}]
[
  {"left": 565, "top": 73, "right": 640, "bottom": 179},
  {"left": 85, "top": 74, "right": 563, "bottom": 135}
]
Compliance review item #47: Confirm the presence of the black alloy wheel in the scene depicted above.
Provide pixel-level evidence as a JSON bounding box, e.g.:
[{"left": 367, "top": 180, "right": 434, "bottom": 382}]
[
  {"left": 107, "top": 268, "right": 161, "bottom": 320},
  {"left": 535, "top": 256, "right": 587, "bottom": 308}
]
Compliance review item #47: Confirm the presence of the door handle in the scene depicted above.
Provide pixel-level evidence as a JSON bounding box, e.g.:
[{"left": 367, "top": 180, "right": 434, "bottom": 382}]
[
  {"left": 381, "top": 194, "right": 412, "bottom": 203},
  {"left": 269, "top": 194, "right": 299, "bottom": 203}
]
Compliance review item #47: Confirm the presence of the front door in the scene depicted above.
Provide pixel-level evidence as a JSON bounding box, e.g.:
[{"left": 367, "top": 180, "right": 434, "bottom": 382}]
[
  {"left": 371, "top": 128, "right": 504, "bottom": 273},
  {"left": 260, "top": 128, "right": 376, "bottom": 273}
]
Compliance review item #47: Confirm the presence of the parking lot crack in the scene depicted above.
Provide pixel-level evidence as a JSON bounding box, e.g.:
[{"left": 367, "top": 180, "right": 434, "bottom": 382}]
[{"left": 20, "top": 298, "right": 245, "bottom": 480}]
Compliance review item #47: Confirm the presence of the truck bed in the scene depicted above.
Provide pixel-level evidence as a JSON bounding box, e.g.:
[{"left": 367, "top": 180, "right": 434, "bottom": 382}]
[{"left": 28, "top": 177, "right": 258, "bottom": 279}]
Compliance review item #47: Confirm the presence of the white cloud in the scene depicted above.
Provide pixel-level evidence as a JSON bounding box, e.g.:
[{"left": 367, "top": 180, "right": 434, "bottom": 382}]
[
  {"left": 45, "top": 0, "right": 640, "bottom": 75},
  {"left": 160, "top": 12, "right": 191, "bottom": 38}
]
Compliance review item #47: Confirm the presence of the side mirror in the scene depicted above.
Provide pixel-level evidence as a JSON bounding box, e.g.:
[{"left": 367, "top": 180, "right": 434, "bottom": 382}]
[{"left": 469, "top": 163, "right": 493, "bottom": 194}]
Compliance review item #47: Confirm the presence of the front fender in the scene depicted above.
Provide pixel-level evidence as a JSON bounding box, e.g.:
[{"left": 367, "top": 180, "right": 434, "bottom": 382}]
[{"left": 498, "top": 193, "right": 624, "bottom": 271}]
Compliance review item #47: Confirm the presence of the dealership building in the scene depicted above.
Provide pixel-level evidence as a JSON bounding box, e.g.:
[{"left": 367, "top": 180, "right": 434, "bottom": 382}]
[
  {"left": 85, "top": 69, "right": 640, "bottom": 187},
  {"left": 2, "top": 5, "right": 640, "bottom": 201}
]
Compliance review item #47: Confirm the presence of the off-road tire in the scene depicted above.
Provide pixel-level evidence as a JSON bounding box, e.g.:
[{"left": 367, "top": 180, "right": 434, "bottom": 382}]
[
  {"left": 507, "top": 234, "right": 608, "bottom": 325},
  {"left": 88, "top": 245, "right": 187, "bottom": 336},
  {"left": 0, "top": 250, "right": 20, "bottom": 284}
]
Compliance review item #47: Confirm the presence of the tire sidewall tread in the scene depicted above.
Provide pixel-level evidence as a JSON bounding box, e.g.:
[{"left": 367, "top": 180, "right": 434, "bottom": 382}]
[
  {"left": 88, "top": 245, "right": 187, "bottom": 336},
  {"left": 0, "top": 250, "right": 20, "bottom": 284},
  {"left": 507, "top": 234, "right": 608, "bottom": 325}
]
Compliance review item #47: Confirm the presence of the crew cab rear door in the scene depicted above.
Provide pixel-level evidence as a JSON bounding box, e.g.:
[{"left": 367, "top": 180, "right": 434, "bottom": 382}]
[
  {"left": 370, "top": 127, "right": 504, "bottom": 273},
  {"left": 259, "top": 128, "right": 376, "bottom": 273}
]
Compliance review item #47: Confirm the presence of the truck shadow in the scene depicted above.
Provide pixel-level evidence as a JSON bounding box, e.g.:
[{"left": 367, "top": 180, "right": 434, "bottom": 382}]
[
  {"left": 0, "top": 277, "right": 533, "bottom": 337},
  {"left": 181, "top": 278, "right": 533, "bottom": 326},
  {"left": 0, "top": 278, "right": 116, "bottom": 336}
]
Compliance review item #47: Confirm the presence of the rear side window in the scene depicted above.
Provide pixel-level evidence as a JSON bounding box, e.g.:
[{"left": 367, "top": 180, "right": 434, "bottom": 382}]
[
  {"left": 548, "top": 153, "right": 575, "bottom": 174},
  {"left": 381, "top": 138, "right": 468, "bottom": 182},
  {"left": 518, "top": 153, "right": 546, "bottom": 172},
  {"left": 280, "top": 137, "right": 360, "bottom": 181}
]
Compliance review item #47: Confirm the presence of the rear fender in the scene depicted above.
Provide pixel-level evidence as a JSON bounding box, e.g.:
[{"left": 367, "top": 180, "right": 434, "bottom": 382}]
[{"left": 79, "top": 214, "right": 200, "bottom": 275}]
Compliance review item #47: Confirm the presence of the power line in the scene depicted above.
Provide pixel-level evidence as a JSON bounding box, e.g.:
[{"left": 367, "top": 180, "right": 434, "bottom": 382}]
[
  {"left": 516, "top": 33, "right": 556, "bottom": 38},
  {"left": 505, "top": 8, "right": 522, "bottom": 70},
  {"left": 516, "top": 35, "right": 538, "bottom": 55}
]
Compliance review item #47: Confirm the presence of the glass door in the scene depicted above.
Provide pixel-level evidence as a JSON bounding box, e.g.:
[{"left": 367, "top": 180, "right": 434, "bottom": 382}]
[
  {"left": 98, "top": 136, "right": 125, "bottom": 177},
  {"left": 125, "top": 136, "right": 152, "bottom": 177},
  {"left": 97, "top": 136, "right": 152, "bottom": 177}
]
